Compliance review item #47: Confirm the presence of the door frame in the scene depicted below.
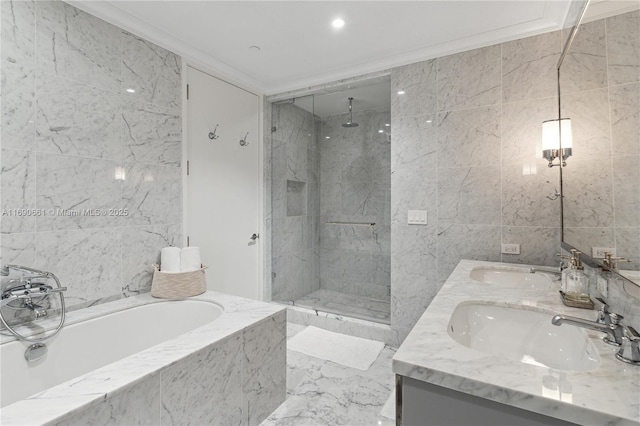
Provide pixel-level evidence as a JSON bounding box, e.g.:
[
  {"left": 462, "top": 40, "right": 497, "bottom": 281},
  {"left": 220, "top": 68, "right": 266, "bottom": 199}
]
[{"left": 181, "top": 60, "right": 265, "bottom": 301}]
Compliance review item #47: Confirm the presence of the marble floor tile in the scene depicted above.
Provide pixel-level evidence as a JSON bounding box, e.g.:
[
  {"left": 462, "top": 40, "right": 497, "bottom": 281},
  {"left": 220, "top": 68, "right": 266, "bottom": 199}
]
[
  {"left": 295, "top": 289, "right": 390, "bottom": 324},
  {"left": 261, "top": 327, "right": 396, "bottom": 426}
]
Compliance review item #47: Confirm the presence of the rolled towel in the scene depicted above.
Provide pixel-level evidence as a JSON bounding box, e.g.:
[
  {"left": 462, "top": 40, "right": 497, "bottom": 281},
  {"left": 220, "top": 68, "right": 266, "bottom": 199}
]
[
  {"left": 181, "top": 247, "right": 201, "bottom": 272},
  {"left": 160, "top": 247, "right": 181, "bottom": 273}
]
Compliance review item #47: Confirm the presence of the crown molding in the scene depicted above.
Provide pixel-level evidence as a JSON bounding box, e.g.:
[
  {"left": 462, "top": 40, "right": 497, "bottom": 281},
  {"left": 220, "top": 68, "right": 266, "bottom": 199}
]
[{"left": 65, "top": 1, "right": 265, "bottom": 95}]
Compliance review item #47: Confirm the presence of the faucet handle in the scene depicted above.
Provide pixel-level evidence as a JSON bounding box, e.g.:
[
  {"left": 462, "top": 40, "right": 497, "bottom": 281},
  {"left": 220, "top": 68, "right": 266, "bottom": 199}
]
[{"left": 616, "top": 326, "right": 640, "bottom": 365}]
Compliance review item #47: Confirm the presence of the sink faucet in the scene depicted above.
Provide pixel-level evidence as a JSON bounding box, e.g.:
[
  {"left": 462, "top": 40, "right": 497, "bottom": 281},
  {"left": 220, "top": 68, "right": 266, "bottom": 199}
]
[
  {"left": 616, "top": 326, "right": 640, "bottom": 365},
  {"left": 552, "top": 312, "right": 625, "bottom": 346}
]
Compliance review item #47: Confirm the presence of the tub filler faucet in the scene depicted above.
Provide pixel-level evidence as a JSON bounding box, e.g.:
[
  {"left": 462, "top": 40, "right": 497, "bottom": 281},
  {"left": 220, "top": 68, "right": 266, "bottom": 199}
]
[{"left": 0, "top": 265, "right": 67, "bottom": 346}]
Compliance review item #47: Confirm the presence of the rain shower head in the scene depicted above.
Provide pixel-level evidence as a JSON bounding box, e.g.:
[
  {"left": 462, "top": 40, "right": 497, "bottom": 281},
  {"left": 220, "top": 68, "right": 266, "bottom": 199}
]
[{"left": 342, "top": 97, "right": 359, "bottom": 128}]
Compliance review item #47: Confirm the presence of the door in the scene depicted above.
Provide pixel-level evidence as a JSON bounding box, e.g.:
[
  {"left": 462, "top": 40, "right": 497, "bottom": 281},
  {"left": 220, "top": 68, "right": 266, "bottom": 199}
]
[{"left": 186, "top": 66, "right": 261, "bottom": 300}]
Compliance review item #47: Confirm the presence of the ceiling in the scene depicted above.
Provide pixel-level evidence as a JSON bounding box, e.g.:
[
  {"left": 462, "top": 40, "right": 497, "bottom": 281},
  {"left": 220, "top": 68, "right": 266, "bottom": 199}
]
[{"left": 69, "top": 1, "right": 639, "bottom": 96}]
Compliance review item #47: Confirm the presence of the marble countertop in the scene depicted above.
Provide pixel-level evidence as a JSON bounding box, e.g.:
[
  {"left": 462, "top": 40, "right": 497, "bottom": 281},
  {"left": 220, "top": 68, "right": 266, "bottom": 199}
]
[
  {"left": 393, "top": 260, "right": 640, "bottom": 426},
  {"left": 1, "top": 291, "right": 285, "bottom": 425}
]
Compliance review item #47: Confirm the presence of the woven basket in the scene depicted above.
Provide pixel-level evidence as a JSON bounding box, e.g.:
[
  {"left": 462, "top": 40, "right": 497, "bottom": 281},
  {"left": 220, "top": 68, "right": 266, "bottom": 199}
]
[{"left": 150, "top": 264, "right": 207, "bottom": 299}]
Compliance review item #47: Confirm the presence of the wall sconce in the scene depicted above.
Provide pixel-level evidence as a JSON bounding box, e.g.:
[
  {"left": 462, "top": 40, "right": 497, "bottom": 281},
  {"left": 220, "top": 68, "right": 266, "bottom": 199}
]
[
  {"left": 114, "top": 166, "right": 126, "bottom": 181},
  {"left": 542, "top": 118, "right": 572, "bottom": 167}
]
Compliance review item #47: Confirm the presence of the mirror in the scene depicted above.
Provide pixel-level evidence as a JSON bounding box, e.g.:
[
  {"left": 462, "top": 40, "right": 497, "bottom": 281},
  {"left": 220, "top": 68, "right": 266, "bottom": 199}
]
[{"left": 560, "top": 3, "right": 640, "bottom": 285}]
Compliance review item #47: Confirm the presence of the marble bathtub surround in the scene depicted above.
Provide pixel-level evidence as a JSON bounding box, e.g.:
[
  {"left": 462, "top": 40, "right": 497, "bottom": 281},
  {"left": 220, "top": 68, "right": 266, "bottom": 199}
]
[
  {"left": 394, "top": 260, "right": 640, "bottom": 425},
  {"left": 1, "top": 0, "right": 183, "bottom": 309},
  {"left": 1, "top": 291, "right": 286, "bottom": 426}
]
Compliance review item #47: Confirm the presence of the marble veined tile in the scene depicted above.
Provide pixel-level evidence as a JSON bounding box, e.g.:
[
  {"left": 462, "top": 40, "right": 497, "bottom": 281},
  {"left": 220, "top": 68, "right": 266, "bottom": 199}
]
[
  {"left": 36, "top": 1, "right": 121, "bottom": 92},
  {"left": 502, "top": 30, "right": 561, "bottom": 103},
  {"left": 437, "top": 44, "right": 501, "bottom": 112},
  {"left": 436, "top": 224, "right": 501, "bottom": 281},
  {"left": 36, "top": 74, "right": 122, "bottom": 160},
  {"left": 391, "top": 273, "right": 441, "bottom": 339},
  {"left": 612, "top": 155, "right": 640, "bottom": 228},
  {"left": 563, "top": 227, "right": 614, "bottom": 255},
  {"left": 438, "top": 166, "right": 501, "bottom": 225},
  {"left": 1, "top": 148, "right": 36, "bottom": 234},
  {"left": 161, "top": 334, "right": 244, "bottom": 425},
  {"left": 615, "top": 226, "right": 640, "bottom": 271},
  {"left": 55, "top": 374, "right": 161, "bottom": 426},
  {"left": 559, "top": 19, "right": 607, "bottom": 95},
  {"left": 121, "top": 31, "right": 181, "bottom": 109},
  {"left": 2, "top": 0, "right": 36, "bottom": 151},
  {"left": 437, "top": 105, "right": 501, "bottom": 168},
  {"left": 121, "top": 224, "right": 181, "bottom": 296},
  {"left": 35, "top": 228, "right": 121, "bottom": 308},
  {"left": 560, "top": 88, "right": 611, "bottom": 161},
  {"left": 390, "top": 166, "right": 437, "bottom": 226},
  {"left": 122, "top": 98, "right": 181, "bottom": 167},
  {"left": 0, "top": 232, "right": 35, "bottom": 267},
  {"left": 1, "top": 0, "right": 35, "bottom": 67},
  {"left": 606, "top": 10, "right": 640, "bottom": 86},
  {"left": 391, "top": 114, "right": 437, "bottom": 171},
  {"left": 1, "top": 67, "right": 35, "bottom": 151},
  {"left": 391, "top": 223, "right": 437, "bottom": 279},
  {"left": 502, "top": 160, "right": 561, "bottom": 227},
  {"left": 35, "top": 152, "right": 123, "bottom": 231},
  {"left": 502, "top": 226, "right": 560, "bottom": 267},
  {"left": 501, "top": 97, "right": 556, "bottom": 165},
  {"left": 609, "top": 82, "right": 640, "bottom": 156},
  {"left": 562, "top": 159, "right": 614, "bottom": 228},
  {"left": 122, "top": 163, "right": 181, "bottom": 226},
  {"left": 391, "top": 59, "right": 437, "bottom": 118},
  {"left": 243, "top": 311, "right": 286, "bottom": 425},
  {"left": 262, "top": 342, "right": 395, "bottom": 426}
]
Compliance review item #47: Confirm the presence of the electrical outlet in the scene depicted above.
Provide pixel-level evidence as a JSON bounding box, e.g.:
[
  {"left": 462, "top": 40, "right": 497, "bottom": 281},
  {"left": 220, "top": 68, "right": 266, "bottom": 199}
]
[
  {"left": 501, "top": 243, "right": 520, "bottom": 255},
  {"left": 407, "top": 210, "right": 427, "bottom": 225},
  {"left": 592, "top": 247, "right": 616, "bottom": 258}
]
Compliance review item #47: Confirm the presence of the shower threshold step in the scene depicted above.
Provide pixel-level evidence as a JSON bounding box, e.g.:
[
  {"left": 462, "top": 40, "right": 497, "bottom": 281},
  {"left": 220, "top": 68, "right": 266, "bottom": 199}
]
[{"left": 293, "top": 289, "right": 390, "bottom": 325}]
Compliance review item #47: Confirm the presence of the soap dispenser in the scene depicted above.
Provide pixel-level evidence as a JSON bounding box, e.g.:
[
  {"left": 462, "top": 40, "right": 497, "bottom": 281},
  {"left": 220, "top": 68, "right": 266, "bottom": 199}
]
[{"left": 561, "top": 250, "right": 591, "bottom": 307}]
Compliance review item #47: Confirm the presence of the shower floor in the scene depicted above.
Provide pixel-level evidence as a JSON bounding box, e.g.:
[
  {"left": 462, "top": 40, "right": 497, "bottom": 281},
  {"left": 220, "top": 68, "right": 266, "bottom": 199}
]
[{"left": 294, "top": 289, "right": 390, "bottom": 324}]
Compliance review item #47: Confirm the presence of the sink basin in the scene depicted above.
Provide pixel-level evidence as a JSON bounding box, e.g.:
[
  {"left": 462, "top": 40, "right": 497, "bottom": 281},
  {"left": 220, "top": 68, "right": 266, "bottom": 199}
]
[
  {"left": 447, "top": 302, "right": 600, "bottom": 371},
  {"left": 470, "top": 266, "right": 555, "bottom": 289}
]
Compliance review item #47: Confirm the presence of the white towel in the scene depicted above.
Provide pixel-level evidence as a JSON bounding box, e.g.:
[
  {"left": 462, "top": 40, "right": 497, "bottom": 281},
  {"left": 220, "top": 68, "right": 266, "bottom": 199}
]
[
  {"left": 160, "top": 247, "right": 181, "bottom": 273},
  {"left": 180, "top": 247, "right": 201, "bottom": 272}
]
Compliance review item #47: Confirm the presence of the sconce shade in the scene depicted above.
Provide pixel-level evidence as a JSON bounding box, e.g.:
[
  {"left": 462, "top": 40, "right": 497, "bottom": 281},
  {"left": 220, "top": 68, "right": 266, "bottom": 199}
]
[{"left": 542, "top": 118, "right": 572, "bottom": 150}]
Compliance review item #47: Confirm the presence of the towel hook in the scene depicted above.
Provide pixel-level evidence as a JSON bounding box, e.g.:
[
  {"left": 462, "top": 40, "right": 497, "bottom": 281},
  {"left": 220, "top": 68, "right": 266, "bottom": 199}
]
[
  {"left": 208, "top": 124, "right": 219, "bottom": 140},
  {"left": 239, "top": 132, "right": 249, "bottom": 147}
]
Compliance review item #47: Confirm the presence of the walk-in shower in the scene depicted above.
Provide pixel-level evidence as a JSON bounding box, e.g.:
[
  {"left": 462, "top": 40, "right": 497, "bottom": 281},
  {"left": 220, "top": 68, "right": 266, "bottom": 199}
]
[{"left": 269, "top": 78, "right": 391, "bottom": 324}]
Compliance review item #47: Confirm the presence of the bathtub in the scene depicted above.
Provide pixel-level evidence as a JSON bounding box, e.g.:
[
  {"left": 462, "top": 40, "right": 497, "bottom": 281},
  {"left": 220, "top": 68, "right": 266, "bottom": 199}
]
[{"left": 0, "top": 292, "right": 286, "bottom": 425}]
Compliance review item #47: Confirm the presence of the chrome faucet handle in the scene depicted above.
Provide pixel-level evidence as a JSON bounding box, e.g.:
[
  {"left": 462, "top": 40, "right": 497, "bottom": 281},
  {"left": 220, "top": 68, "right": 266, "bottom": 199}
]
[
  {"left": 592, "top": 297, "right": 610, "bottom": 323},
  {"left": 616, "top": 326, "right": 640, "bottom": 365},
  {"left": 603, "top": 313, "right": 625, "bottom": 347}
]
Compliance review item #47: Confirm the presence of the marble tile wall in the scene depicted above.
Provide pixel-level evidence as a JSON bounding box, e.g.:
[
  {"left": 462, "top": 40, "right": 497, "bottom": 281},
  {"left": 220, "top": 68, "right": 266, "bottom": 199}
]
[
  {"left": 270, "top": 102, "right": 320, "bottom": 302},
  {"left": 561, "top": 11, "right": 640, "bottom": 272},
  {"left": 391, "top": 29, "right": 564, "bottom": 339},
  {"left": 319, "top": 109, "right": 391, "bottom": 300},
  {"left": 0, "top": 0, "right": 182, "bottom": 309}
]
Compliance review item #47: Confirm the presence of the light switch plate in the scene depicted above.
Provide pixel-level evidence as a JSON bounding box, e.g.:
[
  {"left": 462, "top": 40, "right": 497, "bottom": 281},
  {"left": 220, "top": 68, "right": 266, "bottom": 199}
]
[
  {"left": 407, "top": 210, "right": 428, "bottom": 225},
  {"left": 501, "top": 243, "right": 520, "bottom": 255}
]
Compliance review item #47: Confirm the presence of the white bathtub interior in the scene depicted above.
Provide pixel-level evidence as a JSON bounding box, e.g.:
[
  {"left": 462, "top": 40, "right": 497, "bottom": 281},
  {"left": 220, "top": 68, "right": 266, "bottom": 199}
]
[{"left": 0, "top": 300, "right": 223, "bottom": 408}]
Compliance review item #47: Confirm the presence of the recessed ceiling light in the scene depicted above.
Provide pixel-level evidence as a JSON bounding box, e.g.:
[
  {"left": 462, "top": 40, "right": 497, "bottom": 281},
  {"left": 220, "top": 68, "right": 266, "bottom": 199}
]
[
  {"left": 332, "top": 18, "right": 345, "bottom": 29},
  {"left": 325, "top": 136, "right": 331, "bottom": 139},
  {"left": 126, "top": 88, "right": 136, "bottom": 93},
  {"left": 397, "top": 90, "right": 405, "bottom": 95},
  {"left": 384, "top": 123, "right": 390, "bottom": 127},
  {"left": 426, "top": 119, "right": 433, "bottom": 123},
  {"left": 378, "top": 129, "right": 384, "bottom": 133}
]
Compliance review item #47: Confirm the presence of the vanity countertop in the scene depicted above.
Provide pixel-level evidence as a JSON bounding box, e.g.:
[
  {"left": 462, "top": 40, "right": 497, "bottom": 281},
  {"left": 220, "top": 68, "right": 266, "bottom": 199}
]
[{"left": 393, "top": 259, "right": 640, "bottom": 425}]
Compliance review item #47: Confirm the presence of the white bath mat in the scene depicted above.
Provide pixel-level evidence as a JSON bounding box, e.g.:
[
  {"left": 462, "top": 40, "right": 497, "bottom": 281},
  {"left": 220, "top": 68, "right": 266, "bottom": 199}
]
[
  {"left": 287, "top": 326, "right": 384, "bottom": 371},
  {"left": 380, "top": 389, "right": 396, "bottom": 419}
]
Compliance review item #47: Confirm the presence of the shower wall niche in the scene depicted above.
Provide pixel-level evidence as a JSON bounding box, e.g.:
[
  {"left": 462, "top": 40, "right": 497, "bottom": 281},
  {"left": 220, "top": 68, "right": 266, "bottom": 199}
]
[{"left": 270, "top": 80, "right": 391, "bottom": 324}]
